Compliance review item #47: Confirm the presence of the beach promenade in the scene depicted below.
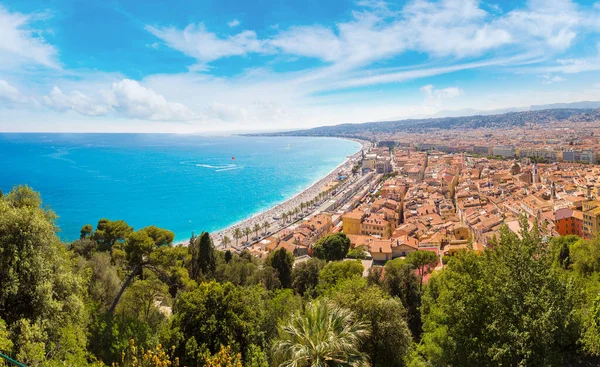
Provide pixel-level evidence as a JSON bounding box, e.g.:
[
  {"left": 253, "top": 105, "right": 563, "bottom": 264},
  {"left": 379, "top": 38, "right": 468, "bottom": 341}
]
[{"left": 211, "top": 139, "right": 370, "bottom": 248}]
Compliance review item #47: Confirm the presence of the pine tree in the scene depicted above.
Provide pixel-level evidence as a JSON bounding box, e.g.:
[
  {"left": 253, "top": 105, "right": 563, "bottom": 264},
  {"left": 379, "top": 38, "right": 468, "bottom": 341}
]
[{"left": 196, "top": 232, "right": 216, "bottom": 277}]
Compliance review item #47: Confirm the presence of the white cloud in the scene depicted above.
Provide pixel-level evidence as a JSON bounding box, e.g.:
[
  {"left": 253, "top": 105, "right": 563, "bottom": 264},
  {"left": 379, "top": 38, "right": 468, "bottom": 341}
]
[
  {"left": 227, "top": 19, "right": 240, "bottom": 27},
  {"left": 488, "top": 3, "right": 502, "bottom": 13},
  {"left": 539, "top": 74, "right": 566, "bottom": 84},
  {"left": 532, "top": 42, "right": 600, "bottom": 74},
  {"left": 334, "top": 53, "right": 542, "bottom": 89},
  {"left": 145, "top": 0, "right": 580, "bottom": 73},
  {"left": 145, "top": 23, "right": 268, "bottom": 65},
  {"left": 420, "top": 84, "right": 464, "bottom": 104},
  {"left": 402, "top": 0, "right": 512, "bottom": 58},
  {"left": 499, "top": 0, "right": 580, "bottom": 51},
  {"left": 43, "top": 87, "right": 110, "bottom": 116},
  {"left": 0, "top": 5, "right": 58, "bottom": 69},
  {"left": 145, "top": 0, "right": 598, "bottom": 74},
  {"left": 43, "top": 79, "right": 197, "bottom": 121},
  {"left": 270, "top": 26, "right": 343, "bottom": 63},
  {"left": 109, "top": 79, "right": 196, "bottom": 121},
  {"left": 205, "top": 101, "right": 247, "bottom": 122},
  {"left": 0, "top": 80, "right": 29, "bottom": 106}
]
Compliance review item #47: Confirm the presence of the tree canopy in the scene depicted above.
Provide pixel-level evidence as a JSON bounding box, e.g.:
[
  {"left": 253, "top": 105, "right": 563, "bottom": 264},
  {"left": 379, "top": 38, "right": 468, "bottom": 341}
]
[
  {"left": 5, "top": 184, "right": 600, "bottom": 366},
  {"left": 312, "top": 233, "right": 351, "bottom": 262},
  {"left": 267, "top": 248, "right": 295, "bottom": 288},
  {"left": 410, "top": 222, "right": 582, "bottom": 366}
]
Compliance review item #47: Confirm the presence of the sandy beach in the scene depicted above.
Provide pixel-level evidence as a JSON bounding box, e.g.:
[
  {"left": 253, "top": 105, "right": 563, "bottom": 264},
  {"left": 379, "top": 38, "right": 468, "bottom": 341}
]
[{"left": 210, "top": 138, "right": 370, "bottom": 248}]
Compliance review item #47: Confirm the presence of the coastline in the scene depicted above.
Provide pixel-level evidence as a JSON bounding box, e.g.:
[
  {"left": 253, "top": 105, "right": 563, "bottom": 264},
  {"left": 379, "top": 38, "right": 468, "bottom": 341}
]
[{"left": 206, "top": 137, "right": 369, "bottom": 247}]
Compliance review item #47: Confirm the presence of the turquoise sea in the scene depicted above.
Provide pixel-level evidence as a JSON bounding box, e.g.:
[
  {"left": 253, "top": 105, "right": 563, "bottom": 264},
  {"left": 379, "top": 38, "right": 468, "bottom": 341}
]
[{"left": 0, "top": 134, "right": 360, "bottom": 242}]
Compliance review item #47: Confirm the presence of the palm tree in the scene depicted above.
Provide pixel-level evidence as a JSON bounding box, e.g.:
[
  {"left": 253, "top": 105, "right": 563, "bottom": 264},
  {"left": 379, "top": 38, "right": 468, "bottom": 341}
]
[
  {"left": 262, "top": 221, "right": 270, "bottom": 235},
  {"left": 272, "top": 300, "right": 370, "bottom": 367},
  {"left": 233, "top": 228, "right": 242, "bottom": 246},
  {"left": 244, "top": 227, "right": 251, "bottom": 242},
  {"left": 253, "top": 223, "right": 261, "bottom": 238},
  {"left": 222, "top": 235, "right": 231, "bottom": 247}
]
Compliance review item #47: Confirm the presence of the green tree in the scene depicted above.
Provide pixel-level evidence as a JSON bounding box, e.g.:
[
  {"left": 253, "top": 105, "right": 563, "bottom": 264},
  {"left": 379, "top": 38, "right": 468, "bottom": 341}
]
[
  {"left": 116, "top": 278, "right": 171, "bottom": 325},
  {"left": 262, "top": 289, "right": 303, "bottom": 347},
  {"left": 550, "top": 235, "right": 579, "bottom": 270},
  {"left": 189, "top": 233, "right": 199, "bottom": 279},
  {"left": 581, "top": 292, "right": 600, "bottom": 356},
  {"left": 223, "top": 236, "right": 232, "bottom": 247},
  {"left": 330, "top": 277, "right": 413, "bottom": 367},
  {"left": 87, "top": 252, "right": 121, "bottom": 310},
  {"left": 194, "top": 232, "right": 217, "bottom": 277},
  {"left": 404, "top": 250, "right": 438, "bottom": 292},
  {"left": 224, "top": 250, "right": 233, "bottom": 263},
  {"left": 80, "top": 223, "right": 93, "bottom": 239},
  {"left": 272, "top": 300, "right": 370, "bottom": 367},
  {"left": 244, "top": 227, "right": 252, "bottom": 243},
  {"left": 318, "top": 260, "right": 363, "bottom": 294},
  {"left": 234, "top": 228, "right": 243, "bottom": 246},
  {"left": 366, "top": 266, "right": 384, "bottom": 287},
  {"left": 108, "top": 226, "right": 175, "bottom": 314},
  {"left": 214, "top": 251, "right": 260, "bottom": 286},
  {"left": 346, "top": 248, "right": 367, "bottom": 259},
  {"left": 172, "top": 281, "right": 267, "bottom": 365},
  {"left": 570, "top": 237, "right": 600, "bottom": 275},
  {"left": 252, "top": 265, "right": 283, "bottom": 291},
  {"left": 292, "top": 258, "right": 325, "bottom": 298},
  {"left": 313, "top": 233, "right": 351, "bottom": 262},
  {"left": 262, "top": 221, "right": 270, "bottom": 235},
  {"left": 0, "top": 318, "right": 13, "bottom": 354},
  {"left": 92, "top": 218, "right": 134, "bottom": 252},
  {"left": 267, "top": 248, "right": 295, "bottom": 288},
  {"left": 253, "top": 223, "right": 261, "bottom": 238},
  {"left": 384, "top": 258, "right": 421, "bottom": 339},
  {"left": 69, "top": 238, "right": 99, "bottom": 259},
  {"left": 245, "top": 344, "right": 269, "bottom": 367},
  {"left": 0, "top": 186, "right": 88, "bottom": 365},
  {"left": 411, "top": 223, "right": 581, "bottom": 366}
]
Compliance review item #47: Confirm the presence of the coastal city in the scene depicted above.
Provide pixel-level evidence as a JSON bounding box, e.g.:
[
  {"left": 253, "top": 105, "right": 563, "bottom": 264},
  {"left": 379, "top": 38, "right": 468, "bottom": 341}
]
[
  {"left": 220, "top": 119, "right": 600, "bottom": 277},
  {"left": 7, "top": 0, "right": 600, "bottom": 364}
]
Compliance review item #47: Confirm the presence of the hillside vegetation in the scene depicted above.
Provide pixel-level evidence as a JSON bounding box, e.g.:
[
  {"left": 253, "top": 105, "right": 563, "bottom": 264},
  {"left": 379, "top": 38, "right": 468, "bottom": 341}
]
[{"left": 1, "top": 185, "right": 600, "bottom": 366}]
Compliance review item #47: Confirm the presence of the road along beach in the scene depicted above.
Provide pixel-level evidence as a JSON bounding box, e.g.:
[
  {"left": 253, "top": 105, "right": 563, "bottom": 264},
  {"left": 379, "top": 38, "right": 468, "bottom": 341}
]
[{"left": 210, "top": 139, "right": 370, "bottom": 248}]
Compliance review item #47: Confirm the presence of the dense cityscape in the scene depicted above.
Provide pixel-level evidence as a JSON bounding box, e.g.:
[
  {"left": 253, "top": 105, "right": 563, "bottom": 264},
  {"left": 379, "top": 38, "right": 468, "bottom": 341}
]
[{"left": 243, "top": 118, "right": 600, "bottom": 265}]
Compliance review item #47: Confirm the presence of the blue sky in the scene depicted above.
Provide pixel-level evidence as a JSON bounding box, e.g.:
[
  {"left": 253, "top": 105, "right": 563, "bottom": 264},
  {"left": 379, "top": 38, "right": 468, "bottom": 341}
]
[{"left": 1, "top": 0, "right": 600, "bottom": 132}]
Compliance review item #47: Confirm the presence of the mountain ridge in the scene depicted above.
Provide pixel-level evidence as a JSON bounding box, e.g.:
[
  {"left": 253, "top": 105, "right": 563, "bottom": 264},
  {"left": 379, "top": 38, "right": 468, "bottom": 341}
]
[{"left": 247, "top": 105, "right": 600, "bottom": 139}]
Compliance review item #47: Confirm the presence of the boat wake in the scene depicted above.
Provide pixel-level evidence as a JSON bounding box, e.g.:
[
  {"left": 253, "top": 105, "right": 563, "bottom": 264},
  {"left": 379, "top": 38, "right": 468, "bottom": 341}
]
[
  {"left": 215, "top": 166, "right": 241, "bottom": 172},
  {"left": 180, "top": 161, "right": 241, "bottom": 172}
]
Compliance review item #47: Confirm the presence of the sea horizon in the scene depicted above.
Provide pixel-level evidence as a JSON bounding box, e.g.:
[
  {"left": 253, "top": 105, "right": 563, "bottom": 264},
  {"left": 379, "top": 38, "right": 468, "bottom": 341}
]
[{"left": 0, "top": 133, "right": 361, "bottom": 242}]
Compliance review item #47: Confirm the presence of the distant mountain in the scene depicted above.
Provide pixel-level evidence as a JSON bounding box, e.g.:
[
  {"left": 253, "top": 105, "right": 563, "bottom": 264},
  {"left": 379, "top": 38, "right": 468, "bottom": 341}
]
[
  {"left": 432, "top": 107, "right": 528, "bottom": 118},
  {"left": 248, "top": 107, "right": 600, "bottom": 139},
  {"left": 530, "top": 101, "right": 600, "bottom": 110},
  {"left": 433, "top": 101, "right": 600, "bottom": 118}
]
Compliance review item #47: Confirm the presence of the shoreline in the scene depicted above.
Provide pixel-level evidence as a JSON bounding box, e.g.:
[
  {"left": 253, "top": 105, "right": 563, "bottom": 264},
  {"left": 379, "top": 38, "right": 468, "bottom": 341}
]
[{"left": 203, "top": 137, "right": 370, "bottom": 247}]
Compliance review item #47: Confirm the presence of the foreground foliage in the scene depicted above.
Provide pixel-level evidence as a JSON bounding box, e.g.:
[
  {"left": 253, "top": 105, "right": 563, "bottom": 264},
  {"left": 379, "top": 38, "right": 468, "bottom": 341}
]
[
  {"left": 3, "top": 186, "right": 600, "bottom": 367},
  {"left": 272, "top": 300, "right": 370, "bottom": 367},
  {"left": 409, "top": 218, "right": 585, "bottom": 366}
]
